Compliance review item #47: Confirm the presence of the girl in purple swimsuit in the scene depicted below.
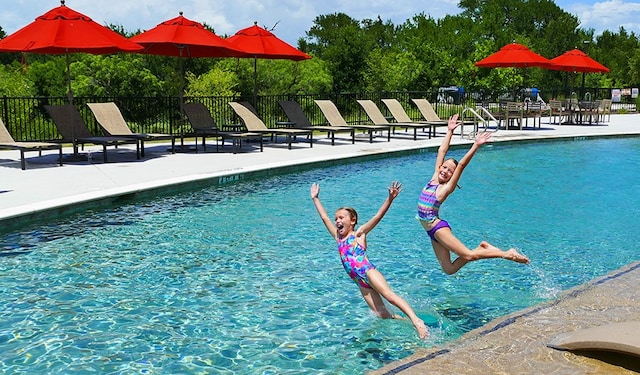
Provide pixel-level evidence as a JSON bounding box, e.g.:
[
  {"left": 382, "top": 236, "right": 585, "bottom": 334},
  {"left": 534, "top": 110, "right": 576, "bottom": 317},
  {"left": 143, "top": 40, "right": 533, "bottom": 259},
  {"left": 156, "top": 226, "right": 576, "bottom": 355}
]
[
  {"left": 417, "top": 114, "right": 529, "bottom": 275},
  {"left": 311, "top": 181, "right": 428, "bottom": 339}
]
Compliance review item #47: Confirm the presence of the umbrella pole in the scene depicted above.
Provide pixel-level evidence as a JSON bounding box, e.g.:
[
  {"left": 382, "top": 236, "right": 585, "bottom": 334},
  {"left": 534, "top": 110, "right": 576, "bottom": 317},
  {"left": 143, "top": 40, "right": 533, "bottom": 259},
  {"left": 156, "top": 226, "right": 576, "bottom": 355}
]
[
  {"left": 253, "top": 57, "right": 258, "bottom": 108},
  {"left": 179, "top": 55, "right": 185, "bottom": 147},
  {"left": 174, "top": 47, "right": 192, "bottom": 152},
  {"left": 64, "top": 51, "right": 87, "bottom": 161},
  {"left": 66, "top": 52, "right": 73, "bottom": 106}
]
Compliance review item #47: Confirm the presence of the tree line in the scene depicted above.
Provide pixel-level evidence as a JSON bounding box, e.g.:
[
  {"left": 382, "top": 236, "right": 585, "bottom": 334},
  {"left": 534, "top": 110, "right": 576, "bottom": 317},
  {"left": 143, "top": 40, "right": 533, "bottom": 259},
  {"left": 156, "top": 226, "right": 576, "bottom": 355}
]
[{"left": 1, "top": 0, "right": 639, "bottom": 101}]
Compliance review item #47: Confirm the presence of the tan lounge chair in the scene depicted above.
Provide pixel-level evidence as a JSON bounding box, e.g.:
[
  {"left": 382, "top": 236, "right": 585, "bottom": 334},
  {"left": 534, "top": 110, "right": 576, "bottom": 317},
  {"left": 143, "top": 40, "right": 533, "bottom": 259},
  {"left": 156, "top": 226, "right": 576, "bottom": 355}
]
[
  {"left": 411, "top": 98, "right": 450, "bottom": 137},
  {"left": 277, "top": 100, "right": 354, "bottom": 145},
  {"left": 182, "top": 102, "right": 263, "bottom": 153},
  {"left": 86, "top": 102, "right": 175, "bottom": 157},
  {"left": 314, "top": 100, "right": 390, "bottom": 143},
  {"left": 381, "top": 98, "right": 429, "bottom": 123},
  {"left": 0, "top": 117, "right": 62, "bottom": 170},
  {"left": 357, "top": 99, "right": 431, "bottom": 140},
  {"left": 44, "top": 104, "right": 140, "bottom": 162},
  {"left": 229, "top": 102, "right": 313, "bottom": 149}
]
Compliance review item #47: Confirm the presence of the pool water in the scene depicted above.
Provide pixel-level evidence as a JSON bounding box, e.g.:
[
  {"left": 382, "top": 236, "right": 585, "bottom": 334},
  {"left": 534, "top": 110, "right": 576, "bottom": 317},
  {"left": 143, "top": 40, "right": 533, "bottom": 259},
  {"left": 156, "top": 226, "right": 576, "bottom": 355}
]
[{"left": 1, "top": 137, "right": 639, "bottom": 374}]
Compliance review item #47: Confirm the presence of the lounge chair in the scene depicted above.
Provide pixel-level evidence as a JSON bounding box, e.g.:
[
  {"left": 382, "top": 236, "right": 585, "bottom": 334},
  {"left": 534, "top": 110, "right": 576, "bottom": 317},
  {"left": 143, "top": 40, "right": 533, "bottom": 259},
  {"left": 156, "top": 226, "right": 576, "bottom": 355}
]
[
  {"left": 314, "top": 100, "right": 391, "bottom": 143},
  {"left": 44, "top": 104, "right": 140, "bottom": 162},
  {"left": 228, "top": 102, "right": 313, "bottom": 149},
  {"left": 277, "top": 100, "right": 354, "bottom": 145},
  {"left": 357, "top": 99, "right": 431, "bottom": 140},
  {"left": 86, "top": 102, "right": 175, "bottom": 157},
  {"left": 381, "top": 98, "right": 429, "bottom": 124},
  {"left": 0, "top": 117, "right": 62, "bottom": 170},
  {"left": 182, "top": 102, "right": 263, "bottom": 153},
  {"left": 410, "top": 98, "right": 451, "bottom": 137}
]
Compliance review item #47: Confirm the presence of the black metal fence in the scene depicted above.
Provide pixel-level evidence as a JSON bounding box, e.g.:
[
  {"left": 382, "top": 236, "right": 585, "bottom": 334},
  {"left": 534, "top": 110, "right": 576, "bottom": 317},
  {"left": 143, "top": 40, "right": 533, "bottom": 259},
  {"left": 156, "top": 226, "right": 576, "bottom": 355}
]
[{"left": 0, "top": 88, "right": 629, "bottom": 142}]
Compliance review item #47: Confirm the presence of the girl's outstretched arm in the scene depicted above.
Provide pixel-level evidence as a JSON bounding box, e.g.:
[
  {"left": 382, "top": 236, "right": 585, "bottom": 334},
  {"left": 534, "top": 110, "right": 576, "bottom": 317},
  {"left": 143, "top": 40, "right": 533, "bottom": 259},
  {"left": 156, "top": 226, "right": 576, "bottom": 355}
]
[
  {"left": 434, "top": 114, "right": 461, "bottom": 175},
  {"left": 310, "top": 183, "right": 338, "bottom": 239},
  {"left": 444, "top": 131, "right": 492, "bottom": 195},
  {"left": 357, "top": 181, "right": 402, "bottom": 236}
]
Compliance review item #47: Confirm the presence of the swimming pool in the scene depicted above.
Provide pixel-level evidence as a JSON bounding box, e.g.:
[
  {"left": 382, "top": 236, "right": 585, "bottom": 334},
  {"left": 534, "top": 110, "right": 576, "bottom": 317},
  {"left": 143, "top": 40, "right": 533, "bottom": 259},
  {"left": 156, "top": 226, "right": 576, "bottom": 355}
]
[{"left": 1, "top": 137, "right": 639, "bottom": 374}]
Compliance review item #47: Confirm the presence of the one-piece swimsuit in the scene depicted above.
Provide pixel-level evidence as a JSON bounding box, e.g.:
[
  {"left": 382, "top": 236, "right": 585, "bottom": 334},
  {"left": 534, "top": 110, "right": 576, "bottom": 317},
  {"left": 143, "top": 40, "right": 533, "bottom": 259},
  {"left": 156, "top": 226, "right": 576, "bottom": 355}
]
[
  {"left": 337, "top": 233, "right": 375, "bottom": 289},
  {"left": 416, "top": 180, "right": 451, "bottom": 242}
]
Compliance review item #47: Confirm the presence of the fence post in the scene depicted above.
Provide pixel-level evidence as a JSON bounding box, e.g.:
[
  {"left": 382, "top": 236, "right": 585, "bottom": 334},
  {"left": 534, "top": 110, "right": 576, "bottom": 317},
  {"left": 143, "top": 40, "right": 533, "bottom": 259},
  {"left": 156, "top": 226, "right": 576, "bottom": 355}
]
[{"left": 1, "top": 95, "right": 8, "bottom": 127}]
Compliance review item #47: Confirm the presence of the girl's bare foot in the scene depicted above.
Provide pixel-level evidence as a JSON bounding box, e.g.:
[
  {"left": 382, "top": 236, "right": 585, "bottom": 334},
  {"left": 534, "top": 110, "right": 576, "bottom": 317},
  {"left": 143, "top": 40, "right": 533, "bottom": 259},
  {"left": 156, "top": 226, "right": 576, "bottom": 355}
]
[{"left": 504, "top": 248, "right": 530, "bottom": 264}]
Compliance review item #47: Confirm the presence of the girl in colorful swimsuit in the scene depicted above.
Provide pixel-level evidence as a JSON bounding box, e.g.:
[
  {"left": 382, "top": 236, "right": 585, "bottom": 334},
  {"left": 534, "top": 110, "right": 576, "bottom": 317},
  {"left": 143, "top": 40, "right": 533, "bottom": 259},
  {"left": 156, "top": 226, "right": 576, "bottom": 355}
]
[
  {"left": 311, "top": 181, "right": 428, "bottom": 339},
  {"left": 418, "top": 114, "right": 529, "bottom": 275}
]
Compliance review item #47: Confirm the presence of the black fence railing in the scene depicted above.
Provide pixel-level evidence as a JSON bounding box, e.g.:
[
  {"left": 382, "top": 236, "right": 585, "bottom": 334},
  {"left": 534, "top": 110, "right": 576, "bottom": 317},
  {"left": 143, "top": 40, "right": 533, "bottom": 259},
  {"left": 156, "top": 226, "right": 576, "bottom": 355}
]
[{"left": 0, "top": 88, "right": 628, "bottom": 142}]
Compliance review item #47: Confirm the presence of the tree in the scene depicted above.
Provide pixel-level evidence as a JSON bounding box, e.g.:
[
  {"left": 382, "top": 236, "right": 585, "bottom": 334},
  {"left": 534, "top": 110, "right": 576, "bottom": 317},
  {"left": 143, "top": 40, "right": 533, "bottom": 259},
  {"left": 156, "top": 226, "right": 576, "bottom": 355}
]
[
  {"left": 0, "top": 62, "right": 34, "bottom": 97},
  {"left": 71, "top": 54, "right": 163, "bottom": 97},
  {"left": 303, "top": 13, "right": 379, "bottom": 92},
  {"left": 184, "top": 66, "right": 239, "bottom": 97},
  {"left": 594, "top": 27, "right": 640, "bottom": 88},
  {"left": 25, "top": 56, "right": 68, "bottom": 97}
]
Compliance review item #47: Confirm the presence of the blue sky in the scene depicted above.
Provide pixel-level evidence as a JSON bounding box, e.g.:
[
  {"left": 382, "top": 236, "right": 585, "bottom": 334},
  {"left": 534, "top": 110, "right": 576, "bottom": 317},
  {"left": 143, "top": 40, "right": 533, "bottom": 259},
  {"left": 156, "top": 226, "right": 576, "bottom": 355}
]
[{"left": 2, "top": 0, "right": 640, "bottom": 47}]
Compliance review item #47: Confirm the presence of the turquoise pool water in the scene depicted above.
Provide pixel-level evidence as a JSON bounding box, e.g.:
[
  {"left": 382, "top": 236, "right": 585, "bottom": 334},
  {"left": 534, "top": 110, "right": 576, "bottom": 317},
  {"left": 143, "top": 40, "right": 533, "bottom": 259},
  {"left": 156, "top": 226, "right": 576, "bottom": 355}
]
[{"left": 1, "top": 137, "right": 639, "bottom": 374}]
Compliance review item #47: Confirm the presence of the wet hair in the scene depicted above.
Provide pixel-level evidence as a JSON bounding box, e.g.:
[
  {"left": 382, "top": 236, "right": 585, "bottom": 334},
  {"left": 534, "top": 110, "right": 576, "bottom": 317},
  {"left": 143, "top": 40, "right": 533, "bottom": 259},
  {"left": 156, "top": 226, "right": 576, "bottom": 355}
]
[
  {"left": 445, "top": 157, "right": 459, "bottom": 166},
  {"left": 337, "top": 206, "right": 358, "bottom": 225}
]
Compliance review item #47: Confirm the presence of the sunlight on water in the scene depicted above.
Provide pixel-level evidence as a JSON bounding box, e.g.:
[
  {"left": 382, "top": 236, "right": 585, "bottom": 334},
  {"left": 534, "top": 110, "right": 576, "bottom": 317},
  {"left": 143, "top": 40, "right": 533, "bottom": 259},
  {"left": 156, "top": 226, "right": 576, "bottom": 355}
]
[{"left": 1, "top": 137, "right": 639, "bottom": 374}]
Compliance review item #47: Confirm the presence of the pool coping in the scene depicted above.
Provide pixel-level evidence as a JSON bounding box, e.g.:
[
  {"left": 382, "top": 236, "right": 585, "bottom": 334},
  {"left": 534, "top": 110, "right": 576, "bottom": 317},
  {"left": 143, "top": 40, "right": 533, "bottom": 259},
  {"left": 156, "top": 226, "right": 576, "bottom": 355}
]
[{"left": 372, "top": 261, "right": 640, "bottom": 374}]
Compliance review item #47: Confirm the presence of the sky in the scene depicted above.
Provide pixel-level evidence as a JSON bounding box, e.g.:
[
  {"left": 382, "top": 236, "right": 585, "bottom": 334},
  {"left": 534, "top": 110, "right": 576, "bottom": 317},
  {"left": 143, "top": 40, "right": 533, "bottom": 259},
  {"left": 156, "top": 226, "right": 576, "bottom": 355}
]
[{"left": 2, "top": 0, "right": 640, "bottom": 47}]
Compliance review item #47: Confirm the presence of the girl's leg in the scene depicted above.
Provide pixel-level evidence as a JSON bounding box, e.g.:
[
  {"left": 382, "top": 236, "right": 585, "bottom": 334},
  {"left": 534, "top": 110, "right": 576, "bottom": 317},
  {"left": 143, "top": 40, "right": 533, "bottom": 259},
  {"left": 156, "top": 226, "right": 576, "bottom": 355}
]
[
  {"left": 432, "top": 227, "right": 529, "bottom": 274},
  {"left": 431, "top": 238, "right": 469, "bottom": 275},
  {"left": 365, "top": 269, "right": 428, "bottom": 339},
  {"left": 358, "top": 285, "right": 395, "bottom": 319}
]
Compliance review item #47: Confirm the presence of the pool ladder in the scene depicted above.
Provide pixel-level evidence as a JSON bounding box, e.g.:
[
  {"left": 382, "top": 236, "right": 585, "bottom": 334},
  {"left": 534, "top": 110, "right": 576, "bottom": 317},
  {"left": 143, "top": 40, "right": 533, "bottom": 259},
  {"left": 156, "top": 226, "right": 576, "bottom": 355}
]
[{"left": 461, "top": 107, "right": 500, "bottom": 139}]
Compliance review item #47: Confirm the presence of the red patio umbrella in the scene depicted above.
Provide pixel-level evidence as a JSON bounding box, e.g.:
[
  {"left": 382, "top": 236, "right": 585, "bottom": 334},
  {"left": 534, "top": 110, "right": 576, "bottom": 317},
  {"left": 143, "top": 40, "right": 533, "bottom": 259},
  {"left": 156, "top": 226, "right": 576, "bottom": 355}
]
[
  {"left": 130, "top": 12, "right": 247, "bottom": 142},
  {"left": 226, "top": 22, "right": 311, "bottom": 105},
  {"left": 547, "top": 49, "right": 609, "bottom": 99},
  {"left": 475, "top": 43, "right": 549, "bottom": 68},
  {"left": 0, "top": 0, "right": 143, "bottom": 104},
  {"left": 0, "top": 0, "right": 142, "bottom": 159},
  {"left": 547, "top": 49, "right": 609, "bottom": 73},
  {"left": 475, "top": 43, "right": 549, "bottom": 100},
  {"left": 130, "top": 12, "right": 246, "bottom": 58}
]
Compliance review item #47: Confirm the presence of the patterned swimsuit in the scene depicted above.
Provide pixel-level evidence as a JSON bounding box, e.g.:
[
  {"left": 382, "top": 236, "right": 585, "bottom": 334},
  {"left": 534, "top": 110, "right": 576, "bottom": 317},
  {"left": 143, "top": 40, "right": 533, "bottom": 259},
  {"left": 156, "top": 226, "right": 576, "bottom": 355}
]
[
  {"left": 337, "top": 233, "right": 375, "bottom": 289},
  {"left": 416, "top": 180, "right": 442, "bottom": 223}
]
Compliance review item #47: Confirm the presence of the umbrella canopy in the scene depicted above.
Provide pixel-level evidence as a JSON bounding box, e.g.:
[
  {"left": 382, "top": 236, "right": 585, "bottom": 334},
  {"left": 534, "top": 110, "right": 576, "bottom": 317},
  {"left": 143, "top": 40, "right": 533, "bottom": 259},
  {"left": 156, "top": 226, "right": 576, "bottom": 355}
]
[
  {"left": 226, "top": 22, "right": 311, "bottom": 105},
  {"left": 0, "top": 0, "right": 142, "bottom": 158},
  {"left": 0, "top": 1, "right": 142, "bottom": 55},
  {"left": 475, "top": 43, "right": 549, "bottom": 68},
  {"left": 547, "top": 49, "right": 609, "bottom": 73},
  {"left": 226, "top": 22, "right": 311, "bottom": 61},
  {"left": 130, "top": 12, "right": 246, "bottom": 58},
  {"left": 547, "top": 49, "right": 609, "bottom": 100}
]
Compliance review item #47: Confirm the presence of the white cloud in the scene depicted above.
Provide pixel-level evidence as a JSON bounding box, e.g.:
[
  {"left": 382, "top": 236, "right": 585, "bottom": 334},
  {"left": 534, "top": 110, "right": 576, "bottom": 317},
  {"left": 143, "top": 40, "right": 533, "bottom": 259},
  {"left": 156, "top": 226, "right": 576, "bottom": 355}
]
[{"left": 561, "top": 0, "right": 640, "bottom": 35}]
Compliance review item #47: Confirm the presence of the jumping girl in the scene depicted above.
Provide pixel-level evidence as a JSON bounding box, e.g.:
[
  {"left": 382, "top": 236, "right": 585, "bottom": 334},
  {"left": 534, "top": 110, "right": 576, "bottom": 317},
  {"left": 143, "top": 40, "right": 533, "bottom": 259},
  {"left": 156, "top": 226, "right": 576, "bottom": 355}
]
[
  {"left": 417, "top": 114, "right": 529, "bottom": 275},
  {"left": 311, "top": 181, "right": 428, "bottom": 339}
]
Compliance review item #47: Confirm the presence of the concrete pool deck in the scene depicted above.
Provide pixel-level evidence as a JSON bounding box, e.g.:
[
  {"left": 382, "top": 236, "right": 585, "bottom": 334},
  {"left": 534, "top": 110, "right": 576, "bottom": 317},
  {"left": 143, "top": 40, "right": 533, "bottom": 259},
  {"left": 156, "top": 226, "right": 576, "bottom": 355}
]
[
  {"left": 2, "top": 114, "right": 640, "bottom": 373},
  {"left": 373, "top": 261, "right": 640, "bottom": 375}
]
